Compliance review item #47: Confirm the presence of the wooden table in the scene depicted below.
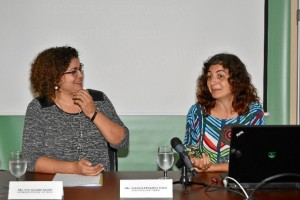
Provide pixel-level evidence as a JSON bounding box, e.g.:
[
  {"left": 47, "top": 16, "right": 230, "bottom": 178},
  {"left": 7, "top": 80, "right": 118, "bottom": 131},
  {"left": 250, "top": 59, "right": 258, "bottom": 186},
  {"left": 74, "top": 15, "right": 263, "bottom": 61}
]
[{"left": 1, "top": 170, "right": 299, "bottom": 200}]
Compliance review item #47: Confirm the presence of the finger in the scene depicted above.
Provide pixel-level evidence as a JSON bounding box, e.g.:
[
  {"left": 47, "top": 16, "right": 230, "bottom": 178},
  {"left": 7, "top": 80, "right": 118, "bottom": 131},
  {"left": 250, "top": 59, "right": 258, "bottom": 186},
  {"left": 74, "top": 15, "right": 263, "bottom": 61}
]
[
  {"left": 75, "top": 90, "right": 91, "bottom": 101},
  {"left": 86, "top": 171, "right": 101, "bottom": 176},
  {"left": 81, "top": 89, "right": 91, "bottom": 98},
  {"left": 94, "top": 165, "right": 105, "bottom": 174},
  {"left": 73, "top": 91, "right": 94, "bottom": 114},
  {"left": 79, "top": 159, "right": 92, "bottom": 167},
  {"left": 72, "top": 90, "right": 90, "bottom": 106},
  {"left": 72, "top": 90, "right": 85, "bottom": 101},
  {"left": 93, "top": 164, "right": 104, "bottom": 171},
  {"left": 200, "top": 154, "right": 209, "bottom": 170},
  {"left": 81, "top": 166, "right": 98, "bottom": 175},
  {"left": 86, "top": 168, "right": 103, "bottom": 176},
  {"left": 197, "top": 160, "right": 203, "bottom": 169},
  {"left": 200, "top": 154, "right": 207, "bottom": 170},
  {"left": 190, "top": 158, "right": 196, "bottom": 164},
  {"left": 202, "top": 153, "right": 211, "bottom": 166},
  {"left": 83, "top": 164, "right": 104, "bottom": 176},
  {"left": 192, "top": 158, "right": 201, "bottom": 168},
  {"left": 203, "top": 156, "right": 209, "bottom": 167},
  {"left": 194, "top": 167, "right": 202, "bottom": 172}
]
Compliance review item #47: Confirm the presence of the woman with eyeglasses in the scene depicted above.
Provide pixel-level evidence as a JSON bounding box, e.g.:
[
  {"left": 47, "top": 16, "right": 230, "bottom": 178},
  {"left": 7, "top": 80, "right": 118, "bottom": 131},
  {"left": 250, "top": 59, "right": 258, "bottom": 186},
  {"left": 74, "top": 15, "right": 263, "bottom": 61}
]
[
  {"left": 183, "top": 53, "right": 265, "bottom": 172},
  {"left": 22, "top": 46, "right": 129, "bottom": 175}
]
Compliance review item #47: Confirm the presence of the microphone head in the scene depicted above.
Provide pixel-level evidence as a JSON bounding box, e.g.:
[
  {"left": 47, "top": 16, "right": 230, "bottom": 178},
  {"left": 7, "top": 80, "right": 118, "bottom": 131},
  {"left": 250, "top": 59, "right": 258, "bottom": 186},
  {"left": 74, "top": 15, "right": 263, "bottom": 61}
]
[{"left": 170, "top": 137, "right": 182, "bottom": 148}]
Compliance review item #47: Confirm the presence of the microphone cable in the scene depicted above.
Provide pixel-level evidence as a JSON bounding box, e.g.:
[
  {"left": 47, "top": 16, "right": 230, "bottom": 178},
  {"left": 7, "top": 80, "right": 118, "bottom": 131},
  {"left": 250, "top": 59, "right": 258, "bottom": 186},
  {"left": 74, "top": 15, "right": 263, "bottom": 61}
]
[
  {"left": 223, "top": 176, "right": 249, "bottom": 199},
  {"left": 204, "top": 175, "right": 249, "bottom": 199},
  {"left": 204, "top": 183, "right": 248, "bottom": 198}
]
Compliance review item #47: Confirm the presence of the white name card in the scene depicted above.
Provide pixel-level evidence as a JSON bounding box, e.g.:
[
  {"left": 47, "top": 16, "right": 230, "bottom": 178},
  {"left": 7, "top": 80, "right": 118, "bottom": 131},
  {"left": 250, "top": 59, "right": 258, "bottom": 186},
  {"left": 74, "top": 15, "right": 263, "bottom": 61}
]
[
  {"left": 120, "top": 179, "right": 173, "bottom": 198},
  {"left": 8, "top": 181, "right": 63, "bottom": 199}
]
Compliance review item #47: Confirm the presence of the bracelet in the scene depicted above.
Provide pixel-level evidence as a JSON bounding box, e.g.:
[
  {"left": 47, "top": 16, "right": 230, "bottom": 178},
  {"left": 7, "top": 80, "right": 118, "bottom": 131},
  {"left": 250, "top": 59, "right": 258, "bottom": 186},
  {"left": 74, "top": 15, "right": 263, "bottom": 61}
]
[{"left": 90, "top": 111, "right": 97, "bottom": 122}]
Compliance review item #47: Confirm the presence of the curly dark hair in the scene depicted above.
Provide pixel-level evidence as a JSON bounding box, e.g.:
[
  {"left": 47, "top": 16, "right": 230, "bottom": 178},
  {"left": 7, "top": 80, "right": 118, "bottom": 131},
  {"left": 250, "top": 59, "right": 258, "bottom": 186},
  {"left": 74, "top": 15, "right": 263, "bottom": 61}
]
[
  {"left": 196, "top": 53, "right": 260, "bottom": 116},
  {"left": 30, "top": 46, "right": 79, "bottom": 101}
]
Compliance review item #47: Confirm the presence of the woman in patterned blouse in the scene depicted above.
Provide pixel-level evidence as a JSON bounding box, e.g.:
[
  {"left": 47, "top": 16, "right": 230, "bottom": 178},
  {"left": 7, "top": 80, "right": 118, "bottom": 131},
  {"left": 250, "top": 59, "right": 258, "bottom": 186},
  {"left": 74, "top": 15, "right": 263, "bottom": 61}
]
[{"left": 184, "top": 53, "right": 265, "bottom": 172}]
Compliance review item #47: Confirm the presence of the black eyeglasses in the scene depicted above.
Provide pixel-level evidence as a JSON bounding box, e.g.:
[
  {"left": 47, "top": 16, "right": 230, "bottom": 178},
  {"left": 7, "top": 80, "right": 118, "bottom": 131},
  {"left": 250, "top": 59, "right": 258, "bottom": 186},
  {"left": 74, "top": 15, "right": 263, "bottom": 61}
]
[{"left": 63, "top": 63, "right": 84, "bottom": 77}]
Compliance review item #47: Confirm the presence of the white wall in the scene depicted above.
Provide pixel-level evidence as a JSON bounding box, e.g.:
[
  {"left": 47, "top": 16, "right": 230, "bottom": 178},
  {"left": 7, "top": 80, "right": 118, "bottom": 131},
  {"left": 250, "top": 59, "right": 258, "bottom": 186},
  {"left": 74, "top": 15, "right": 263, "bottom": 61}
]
[{"left": 0, "top": 0, "right": 265, "bottom": 115}]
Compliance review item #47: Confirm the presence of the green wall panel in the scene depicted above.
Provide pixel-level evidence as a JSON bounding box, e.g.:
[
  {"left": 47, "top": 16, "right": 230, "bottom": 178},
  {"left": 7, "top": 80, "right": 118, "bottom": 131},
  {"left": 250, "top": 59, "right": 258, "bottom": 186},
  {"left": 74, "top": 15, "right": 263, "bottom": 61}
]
[
  {"left": 266, "top": 0, "right": 291, "bottom": 124},
  {"left": 0, "top": 115, "right": 186, "bottom": 171},
  {"left": 0, "top": 116, "right": 24, "bottom": 170},
  {"left": 118, "top": 115, "right": 185, "bottom": 171}
]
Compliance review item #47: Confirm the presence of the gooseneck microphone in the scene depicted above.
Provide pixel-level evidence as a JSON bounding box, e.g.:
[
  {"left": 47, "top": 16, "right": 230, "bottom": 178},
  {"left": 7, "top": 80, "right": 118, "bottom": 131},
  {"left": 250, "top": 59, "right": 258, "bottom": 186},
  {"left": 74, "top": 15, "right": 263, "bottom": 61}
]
[{"left": 170, "top": 137, "right": 198, "bottom": 177}]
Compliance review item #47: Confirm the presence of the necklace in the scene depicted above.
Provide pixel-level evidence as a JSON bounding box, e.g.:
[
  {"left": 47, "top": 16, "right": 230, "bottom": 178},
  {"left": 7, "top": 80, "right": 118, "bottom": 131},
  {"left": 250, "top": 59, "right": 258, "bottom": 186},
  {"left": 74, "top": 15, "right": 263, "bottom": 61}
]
[{"left": 55, "top": 100, "right": 82, "bottom": 114}]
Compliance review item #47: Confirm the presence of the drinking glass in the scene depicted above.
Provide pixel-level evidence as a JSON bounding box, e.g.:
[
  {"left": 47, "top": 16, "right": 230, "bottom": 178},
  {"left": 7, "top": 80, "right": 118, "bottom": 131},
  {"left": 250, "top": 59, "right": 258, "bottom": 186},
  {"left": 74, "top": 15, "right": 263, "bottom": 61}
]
[
  {"left": 9, "top": 151, "right": 27, "bottom": 181},
  {"left": 157, "top": 146, "right": 174, "bottom": 179}
]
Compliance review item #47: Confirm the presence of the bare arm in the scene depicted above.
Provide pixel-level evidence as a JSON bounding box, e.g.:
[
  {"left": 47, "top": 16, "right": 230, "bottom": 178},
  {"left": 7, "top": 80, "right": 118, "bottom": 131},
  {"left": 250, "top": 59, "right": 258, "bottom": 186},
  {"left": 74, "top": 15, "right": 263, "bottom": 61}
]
[
  {"left": 73, "top": 90, "right": 126, "bottom": 145},
  {"left": 35, "top": 156, "right": 104, "bottom": 176},
  {"left": 92, "top": 111, "right": 125, "bottom": 145}
]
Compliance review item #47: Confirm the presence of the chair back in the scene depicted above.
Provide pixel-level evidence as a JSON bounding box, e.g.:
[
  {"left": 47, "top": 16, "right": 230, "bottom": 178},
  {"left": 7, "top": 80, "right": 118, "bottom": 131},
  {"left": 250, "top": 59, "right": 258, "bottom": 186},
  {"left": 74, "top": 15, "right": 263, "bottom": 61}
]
[{"left": 107, "top": 143, "right": 118, "bottom": 171}]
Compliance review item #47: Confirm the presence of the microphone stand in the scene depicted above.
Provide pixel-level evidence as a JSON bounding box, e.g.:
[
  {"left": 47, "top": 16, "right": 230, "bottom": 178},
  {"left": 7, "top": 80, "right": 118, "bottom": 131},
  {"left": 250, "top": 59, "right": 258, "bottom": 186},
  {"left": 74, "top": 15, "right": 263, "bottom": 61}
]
[
  {"left": 173, "top": 165, "right": 192, "bottom": 193},
  {"left": 173, "top": 162, "right": 205, "bottom": 193}
]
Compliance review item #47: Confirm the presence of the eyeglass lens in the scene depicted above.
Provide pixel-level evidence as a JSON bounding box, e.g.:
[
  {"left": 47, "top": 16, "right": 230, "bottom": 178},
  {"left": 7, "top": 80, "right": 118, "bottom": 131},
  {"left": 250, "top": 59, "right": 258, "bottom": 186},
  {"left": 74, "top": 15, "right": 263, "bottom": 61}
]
[{"left": 64, "top": 64, "right": 84, "bottom": 76}]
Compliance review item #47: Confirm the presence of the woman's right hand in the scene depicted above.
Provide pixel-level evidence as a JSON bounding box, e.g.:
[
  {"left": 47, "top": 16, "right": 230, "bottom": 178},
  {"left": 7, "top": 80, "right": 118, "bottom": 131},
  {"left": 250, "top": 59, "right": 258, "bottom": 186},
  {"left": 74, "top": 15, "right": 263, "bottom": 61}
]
[
  {"left": 73, "top": 159, "right": 104, "bottom": 176},
  {"left": 190, "top": 153, "right": 211, "bottom": 172}
]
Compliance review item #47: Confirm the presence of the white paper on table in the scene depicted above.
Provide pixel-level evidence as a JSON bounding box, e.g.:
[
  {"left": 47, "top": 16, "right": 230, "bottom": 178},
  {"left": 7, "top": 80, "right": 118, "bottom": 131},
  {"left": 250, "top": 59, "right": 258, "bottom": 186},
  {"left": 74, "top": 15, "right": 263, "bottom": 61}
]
[{"left": 52, "top": 173, "right": 102, "bottom": 187}]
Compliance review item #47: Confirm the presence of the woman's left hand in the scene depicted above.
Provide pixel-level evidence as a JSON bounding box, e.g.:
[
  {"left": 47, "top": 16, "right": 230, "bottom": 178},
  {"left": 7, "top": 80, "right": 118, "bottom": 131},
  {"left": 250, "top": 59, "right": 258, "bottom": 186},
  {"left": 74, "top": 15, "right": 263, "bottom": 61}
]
[{"left": 72, "top": 89, "right": 95, "bottom": 119}]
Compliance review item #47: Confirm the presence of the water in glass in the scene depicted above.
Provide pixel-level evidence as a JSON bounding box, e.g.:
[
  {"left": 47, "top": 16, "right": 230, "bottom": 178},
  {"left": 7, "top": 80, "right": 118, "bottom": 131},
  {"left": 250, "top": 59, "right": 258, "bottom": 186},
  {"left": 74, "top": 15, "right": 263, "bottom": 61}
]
[
  {"left": 9, "top": 151, "right": 27, "bottom": 180},
  {"left": 157, "top": 152, "right": 174, "bottom": 171},
  {"left": 157, "top": 146, "right": 174, "bottom": 179}
]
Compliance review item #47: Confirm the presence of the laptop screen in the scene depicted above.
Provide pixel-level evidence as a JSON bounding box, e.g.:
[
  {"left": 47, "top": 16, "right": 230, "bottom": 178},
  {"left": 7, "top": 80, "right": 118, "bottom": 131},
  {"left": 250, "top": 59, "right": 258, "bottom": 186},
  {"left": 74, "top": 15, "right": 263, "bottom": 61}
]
[{"left": 228, "top": 125, "right": 300, "bottom": 189}]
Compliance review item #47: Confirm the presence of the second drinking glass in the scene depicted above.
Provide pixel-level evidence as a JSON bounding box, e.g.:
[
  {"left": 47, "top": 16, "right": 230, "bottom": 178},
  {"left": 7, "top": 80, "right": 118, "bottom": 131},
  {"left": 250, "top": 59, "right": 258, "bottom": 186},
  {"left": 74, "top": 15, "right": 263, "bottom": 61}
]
[{"left": 157, "top": 146, "right": 174, "bottom": 179}]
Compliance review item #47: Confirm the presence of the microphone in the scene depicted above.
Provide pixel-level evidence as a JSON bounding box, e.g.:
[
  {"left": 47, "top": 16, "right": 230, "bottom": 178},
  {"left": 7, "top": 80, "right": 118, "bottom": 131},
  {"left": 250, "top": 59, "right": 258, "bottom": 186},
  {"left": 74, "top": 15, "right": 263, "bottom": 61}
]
[{"left": 170, "top": 137, "right": 198, "bottom": 177}]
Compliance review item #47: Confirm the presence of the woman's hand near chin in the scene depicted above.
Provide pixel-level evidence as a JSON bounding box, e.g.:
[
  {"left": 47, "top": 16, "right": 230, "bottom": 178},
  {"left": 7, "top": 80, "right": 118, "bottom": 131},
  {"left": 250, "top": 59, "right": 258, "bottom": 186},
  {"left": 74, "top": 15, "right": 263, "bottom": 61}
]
[{"left": 72, "top": 89, "right": 95, "bottom": 118}]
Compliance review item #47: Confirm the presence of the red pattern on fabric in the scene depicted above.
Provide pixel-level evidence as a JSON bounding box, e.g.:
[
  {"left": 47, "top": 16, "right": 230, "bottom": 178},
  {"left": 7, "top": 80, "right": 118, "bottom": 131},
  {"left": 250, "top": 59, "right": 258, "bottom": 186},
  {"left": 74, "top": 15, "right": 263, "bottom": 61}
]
[
  {"left": 251, "top": 114, "right": 261, "bottom": 125},
  {"left": 194, "top": 118, "right": 199, "bottom": 128},
  {"left": 204, "top": 135, "right": 217, "bottom": 151}
]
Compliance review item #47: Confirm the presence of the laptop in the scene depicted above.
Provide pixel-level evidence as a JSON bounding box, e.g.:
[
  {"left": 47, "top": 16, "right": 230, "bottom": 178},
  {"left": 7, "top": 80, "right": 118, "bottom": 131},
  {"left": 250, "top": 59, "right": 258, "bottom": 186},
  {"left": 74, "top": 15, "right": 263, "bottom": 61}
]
[{"left": 227, "top": 125, "right": 300, "bottom": 189}]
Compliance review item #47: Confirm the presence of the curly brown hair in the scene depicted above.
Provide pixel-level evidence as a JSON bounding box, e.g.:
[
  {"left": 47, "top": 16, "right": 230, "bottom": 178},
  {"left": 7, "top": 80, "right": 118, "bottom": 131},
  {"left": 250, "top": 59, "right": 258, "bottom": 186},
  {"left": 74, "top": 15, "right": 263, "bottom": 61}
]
[
  {"left": 196, "top": 53, "right": 260, "bottom": 116},
  {"left": 30, "top": 46, "right": 79, "bottom": 101}
]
